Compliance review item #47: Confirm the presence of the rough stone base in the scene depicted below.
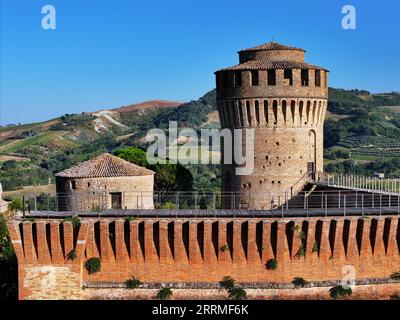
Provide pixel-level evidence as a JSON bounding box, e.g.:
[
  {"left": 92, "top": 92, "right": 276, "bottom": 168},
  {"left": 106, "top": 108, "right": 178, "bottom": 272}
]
[{"left": 82, "top": 283, "right": 400, "bottom": 300}]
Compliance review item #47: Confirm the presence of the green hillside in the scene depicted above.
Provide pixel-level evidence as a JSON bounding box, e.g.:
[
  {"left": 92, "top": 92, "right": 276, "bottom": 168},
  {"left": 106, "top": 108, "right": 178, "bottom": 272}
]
[{"left": 1, "top": 87, "right": 400, "bottom": 192}]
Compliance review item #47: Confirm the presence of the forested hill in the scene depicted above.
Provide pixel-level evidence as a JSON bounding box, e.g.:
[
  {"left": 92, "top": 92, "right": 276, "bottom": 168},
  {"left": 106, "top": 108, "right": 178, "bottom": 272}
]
[{"left": 1, "top": 87, "right": 400, "bottom": 191}]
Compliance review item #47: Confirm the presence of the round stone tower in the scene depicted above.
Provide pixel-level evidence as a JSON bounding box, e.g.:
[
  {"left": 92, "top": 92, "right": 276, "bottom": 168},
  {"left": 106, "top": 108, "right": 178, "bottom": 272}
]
[{"left": 215, "top": 42, "right": 329, "bottom": 210}]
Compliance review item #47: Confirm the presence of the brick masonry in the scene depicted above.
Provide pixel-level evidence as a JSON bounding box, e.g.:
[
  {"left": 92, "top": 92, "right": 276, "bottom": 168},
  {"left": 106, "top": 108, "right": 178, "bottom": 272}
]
[
  {"left": 216, "top": 43, "right": 328, "bottom": 209},
  {"left": 7, "top": 215, "right": 400, "bottom": 300}
]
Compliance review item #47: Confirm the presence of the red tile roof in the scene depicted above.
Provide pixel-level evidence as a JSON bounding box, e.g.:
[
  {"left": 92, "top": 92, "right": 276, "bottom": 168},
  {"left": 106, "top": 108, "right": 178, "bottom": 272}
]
[
  {"left": 239, "top": 41, "right": 305, "bottom": 52},
  {"left": 217, "top": 59, "right": 328, "bottom": 72},
  {"left": 55, "top": 153, "right": 154, "bottom": 178}
]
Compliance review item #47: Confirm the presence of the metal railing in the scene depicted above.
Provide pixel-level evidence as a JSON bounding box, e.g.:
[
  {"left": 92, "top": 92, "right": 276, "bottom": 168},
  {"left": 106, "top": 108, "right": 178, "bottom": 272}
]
[
  {"left": 315, "top": 172, "right": 400, "bottom": 194},
  {"left": 18, "top": 188, "right": 400, "bottom": 218}
]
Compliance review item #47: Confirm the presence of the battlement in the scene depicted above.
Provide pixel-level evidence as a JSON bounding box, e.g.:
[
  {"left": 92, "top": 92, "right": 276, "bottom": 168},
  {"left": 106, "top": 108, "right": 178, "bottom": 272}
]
[
  {"left": 216, "top": 42, "right": 328, "bottom": 209},
  {"left": 7, "top": 215, "right": 400, "bottom": 299},
  {"left": 218, "top": 98, "right": 327, "bottom": 129}
]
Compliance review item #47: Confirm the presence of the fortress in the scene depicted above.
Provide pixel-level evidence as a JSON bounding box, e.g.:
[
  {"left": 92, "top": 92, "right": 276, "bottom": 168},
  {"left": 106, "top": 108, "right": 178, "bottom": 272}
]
[
  {"left": 6, "top": 42, "right": 400, "bottom": 300},
  {"left": 215, "top": 42, "right": 328, "bottom": 209}
]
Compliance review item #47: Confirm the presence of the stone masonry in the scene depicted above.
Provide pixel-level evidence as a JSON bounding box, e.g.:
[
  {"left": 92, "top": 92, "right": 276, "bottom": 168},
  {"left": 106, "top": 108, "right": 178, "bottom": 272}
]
[{"left": 55, "top": 153, "right": 155, "bottom": 211}]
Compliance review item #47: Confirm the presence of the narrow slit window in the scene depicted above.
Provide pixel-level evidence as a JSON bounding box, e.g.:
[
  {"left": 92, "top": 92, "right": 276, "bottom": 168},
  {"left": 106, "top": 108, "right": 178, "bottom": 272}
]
[
  {"left": 301, "top": 69, "right": 309, "bottom": 86},
  {"left": 223, "top": 72, "right": 229, "bottom": 88},
  {"left": 246, "top": 101, "right": 251, "bottom": 125},
  {"left": 284, "top": 69, "right": 293, "bottom": 86},
  {"left": 234, "top": 71, "right": 242, "bottom": 87},
  {"left": 315, "top": 70, "right": 321, "bottom": 87},
  {"left": 264, "top": 100, "right": 269, "bottom": 124},
  {"left": 267, "top": 69, "right": 276, "bottom": 86},
  {"left": 251, "top": 70, "right": 259, "bottom": 86},
  {"left": 255, "top": 100, "right": 260, "bottom": 125},
  {"left": 273, "top": 100, "right": 278, "bottom": 124}
]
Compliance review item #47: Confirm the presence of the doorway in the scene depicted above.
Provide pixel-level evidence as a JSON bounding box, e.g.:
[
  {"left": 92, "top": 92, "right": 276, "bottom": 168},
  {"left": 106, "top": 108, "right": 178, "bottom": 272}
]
[
  {"left": 110, "top": 192, "right": 122, "bottom": 209},
  {"left": 308, "top": 130, "right": 317, "bottom": 180}
]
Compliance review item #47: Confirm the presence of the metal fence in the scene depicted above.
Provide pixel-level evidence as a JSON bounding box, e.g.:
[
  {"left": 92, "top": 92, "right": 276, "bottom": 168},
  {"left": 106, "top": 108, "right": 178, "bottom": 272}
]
[
  {"left": 18, "top": 188, "right": 400, "bottom": 218},
  {"left": 315, "top": 172, "right": 400, "bottom": 193}
]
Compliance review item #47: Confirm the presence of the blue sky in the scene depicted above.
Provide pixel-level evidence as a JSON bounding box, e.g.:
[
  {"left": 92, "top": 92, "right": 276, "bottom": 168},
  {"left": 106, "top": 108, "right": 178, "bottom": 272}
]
[{"left": 1, "top": 0, "right": 399, "bottom": 124}]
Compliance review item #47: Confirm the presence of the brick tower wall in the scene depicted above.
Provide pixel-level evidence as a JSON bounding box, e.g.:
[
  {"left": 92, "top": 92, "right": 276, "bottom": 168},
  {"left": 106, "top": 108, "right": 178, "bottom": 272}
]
[
  {"left": 216, "top": 47, "right": 328, "bottom": 210},
  {"left": 7, "top": 215, "right": 400, "bottom": 300}
]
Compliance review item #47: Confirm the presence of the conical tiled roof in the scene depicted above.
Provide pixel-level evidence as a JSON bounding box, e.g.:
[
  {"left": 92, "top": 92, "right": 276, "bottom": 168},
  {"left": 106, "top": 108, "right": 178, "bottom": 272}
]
[
  {"left": 218, "top": 59, "right": 327, "bottom": 71},
  {"left": 239, "top": 41, "right": 305, "bottom": 52},
  {"left": 55, "top": 153, "right": 154, "bottom": 178}
]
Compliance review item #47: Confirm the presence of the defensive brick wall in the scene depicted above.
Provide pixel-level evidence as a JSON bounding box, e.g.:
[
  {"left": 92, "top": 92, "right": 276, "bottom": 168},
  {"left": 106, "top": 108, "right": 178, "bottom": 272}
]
[{"left": 7, "top": 215, "right": 400, "bottom": 300}]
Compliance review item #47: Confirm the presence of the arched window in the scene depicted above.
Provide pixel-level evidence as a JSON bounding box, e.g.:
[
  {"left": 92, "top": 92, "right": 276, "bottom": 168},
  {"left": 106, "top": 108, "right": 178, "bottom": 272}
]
[
  {"left": 220, "top": 102, "right": 227, "bottom": 127},
  {"left": 246, "top": 100, "right": 251, "bottom": 126},
  {"left": 264, "top": 100, "right": 269, "bottom": 125},
  {"left": 225, "top": 101, "right": 231, "bottom": 127},
  {"left": 231, "top": 101, "right": 237, "bottom": 126},
  {"left": 282, "top": 100, "right": 287, "bottom": 124},
  {"left": 312, "top": 101, "right": 317, "bottom": 124},
  {"left": 291, "top": 100, "right": 296, "bottom": 124},
  {"left": 306, "top": 101, "right": 311, "bottom": 124},
  {"left": 299, "top": 101, "right": 304, "bottom": 124},
  {"left": 318, "top": 101, "right": 322, "bottom": 123},
  {"left": 238, "top": 101, "right": 244, "bottom": 127},
  {"left": 255, "top": 100, "right": 260, "bottom": 125},
  {"left": 273, "top": 100, "right": 278, "bottom": 125}
]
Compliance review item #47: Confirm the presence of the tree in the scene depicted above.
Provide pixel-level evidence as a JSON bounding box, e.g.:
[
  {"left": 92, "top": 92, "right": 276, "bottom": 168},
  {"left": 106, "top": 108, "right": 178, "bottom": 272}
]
[
  {"left": 1, "top": 160, "right": 18, "bottom": 171},
  {"left": 0, "top": 215, "right": 17, "bottom": 299},
  {"left": 152, "top": 162, "right": 193, "bottom": 193},
  {"left": 114, "top": 147, "right": 193, "bottom": 195},
  {"left": 324, "top": 120, "right": 342, "bottom": 148},
  {"left": 114, "top": 147, "right": 149, "bottom": 168}
]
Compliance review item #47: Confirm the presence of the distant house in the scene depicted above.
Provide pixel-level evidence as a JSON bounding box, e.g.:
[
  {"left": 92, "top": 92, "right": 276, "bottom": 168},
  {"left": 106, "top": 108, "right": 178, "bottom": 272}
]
[
  {"left": 373, "top": 172, "right": 385, "bottom": 179},
  {"left": 55, "top": 153, "right": 155, "bottom": 211}
]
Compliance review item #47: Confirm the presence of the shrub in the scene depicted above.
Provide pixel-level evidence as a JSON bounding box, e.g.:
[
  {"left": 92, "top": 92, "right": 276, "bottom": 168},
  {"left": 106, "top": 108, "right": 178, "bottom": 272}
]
[
  {"left": 160, "top": 202, "right": 176, "bottom": 209},
  {"left": 64, "top": 215, "right": 81, "bottom": 229},
  {"left": 125, "top": 216, "right": 137, "bottom": 222},
  {"left": 8, "top": 198, "right": 23, "bottom": 213},
  {"left": 84, "top": 258, "right": 101, "bottom": 274},
  {"left": 329, "top": 285, "right": 352, "bottom": 299},
  {"left": 90, "top": 204, "right": 100, "bottom": 212},
  {"left": 156, "top": 287, "right": 173, "bottom": 300},
  {"left": 228, "top": 287, "right": 247, "bottom": 300},
  {"left": 220, "top": 244, "right": 229, "bottom": 252},
  {"left": 25, "top": 217, "right": 36, "bottom": 223},
  {"left": 295, "top": 245, "right": 305, "bottom": 258},
  {"left": 220, "top": 276, "right": 235, "bottom": 290},
  {"left": 125, "top": 277, "right": 142, "bottom": 289},
  {"left": 361, "top": 213, "right": 370, "bottom": 221},
  {"left": 265, "top": 258, "right": 278, "bottom": 270},
  {"left": 66, "top": 249, "right": 77, "bottom": 261},
  {"left": 390, "top": 272, "right": 400, "bottom": 280},
  {"left": 390, "top": 295, "right": 400, "bottom": 300},
  {"left": 219, "top": 276, "right": 246, "bottom": 300},
  {"left": 312, "top": 242, "right": 319, "bottom": 253},
  {"left": 292, "top": 277, "right": 308, "bottom": 288}
]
